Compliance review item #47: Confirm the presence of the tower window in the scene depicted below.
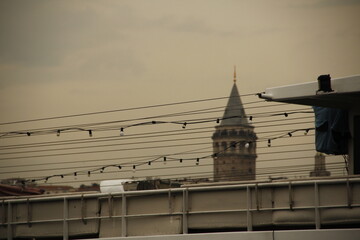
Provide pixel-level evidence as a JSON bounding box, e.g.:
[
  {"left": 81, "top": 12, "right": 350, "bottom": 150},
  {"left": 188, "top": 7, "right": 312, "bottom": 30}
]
[
  {"left": 214, "top": 142, "right": 220, "bottom": 152},
  {"left": 221, "top": 142, "right": 227, "bottom": 151},
  {"left": 231, "top": 141, "right": 236, "bottom": 152}
]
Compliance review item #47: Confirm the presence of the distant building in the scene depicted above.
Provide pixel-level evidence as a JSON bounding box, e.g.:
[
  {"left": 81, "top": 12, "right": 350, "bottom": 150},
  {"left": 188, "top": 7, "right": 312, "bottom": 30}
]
[
  {"left": 0, "top": 184, "right": 44, "bottom": 196},
  {"left": 0, "top": 178, "right": 43, "bottom": 196},
  {"left": 77, "top": 183, "right": 100, "bottom": 192},
  {"left": 38, "top": 185, "right": 75, "bottom": 195},
  {"left": 310, "top": 152, "right": 331, "bottom": 177},
  {"left": 0, "top": 178, "right": 76, "bottom": 196},
  {"left": 212, "top": 69, "right": 257, "bottom": 181},
  {"left": 0, "top": 178, "right": 28, "bottom": 186}
]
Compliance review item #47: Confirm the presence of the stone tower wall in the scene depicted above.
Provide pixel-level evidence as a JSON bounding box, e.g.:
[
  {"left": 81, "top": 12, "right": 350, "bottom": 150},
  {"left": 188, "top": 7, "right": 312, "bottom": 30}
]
[{"left": 212, "top": 125, "right": 257, "bottom": 181}]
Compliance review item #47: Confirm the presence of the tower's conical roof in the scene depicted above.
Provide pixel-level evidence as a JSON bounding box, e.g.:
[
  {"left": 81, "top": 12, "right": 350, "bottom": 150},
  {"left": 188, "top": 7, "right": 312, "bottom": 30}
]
[{"left": 220, "top": 83, "right": 249, "bottom": 126}]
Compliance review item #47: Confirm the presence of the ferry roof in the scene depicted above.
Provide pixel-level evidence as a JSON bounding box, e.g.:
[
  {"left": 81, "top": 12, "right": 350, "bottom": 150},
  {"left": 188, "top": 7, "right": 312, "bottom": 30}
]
[{"left": 258, "top": 75, "right": 360, "bottom": 109}]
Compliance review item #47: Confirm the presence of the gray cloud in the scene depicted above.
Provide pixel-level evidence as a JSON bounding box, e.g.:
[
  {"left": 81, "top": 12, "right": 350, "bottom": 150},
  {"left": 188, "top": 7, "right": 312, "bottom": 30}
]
[
  {"left": 316, "top": 0, "right": 360, "bottom": 7},
  {"left": 0, "top": 1, "right": 133, "bottom": 67},
  {"left": 290, "top": 0, "right": 360, "bottom": 8}
]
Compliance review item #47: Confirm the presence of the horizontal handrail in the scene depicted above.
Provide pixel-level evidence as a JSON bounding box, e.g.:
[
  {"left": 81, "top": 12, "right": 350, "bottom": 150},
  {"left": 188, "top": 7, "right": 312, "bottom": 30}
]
[{"left": 2, "top": 176, "right": 360, "bottom": 204}]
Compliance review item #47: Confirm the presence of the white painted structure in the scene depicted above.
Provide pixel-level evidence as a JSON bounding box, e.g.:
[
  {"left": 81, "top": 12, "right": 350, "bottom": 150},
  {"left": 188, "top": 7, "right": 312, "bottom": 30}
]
[
  {"left": 1, "top": 177, "right": 360, "bottom": 239},
  {"left": 95, "top": 229, "right": 360, "bottom": 240},
  {"left": 259, "top": 75, "right": 360, "bottom": 107}
]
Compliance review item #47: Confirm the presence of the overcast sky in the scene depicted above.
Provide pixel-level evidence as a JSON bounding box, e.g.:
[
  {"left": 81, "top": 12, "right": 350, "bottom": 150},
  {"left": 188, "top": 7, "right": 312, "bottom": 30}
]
[
  {"left": 0, "top": 0, "right": 359, "bottom": 185},
  {"left": 1, "top": 0, "right": 359, "bottom": 122}
]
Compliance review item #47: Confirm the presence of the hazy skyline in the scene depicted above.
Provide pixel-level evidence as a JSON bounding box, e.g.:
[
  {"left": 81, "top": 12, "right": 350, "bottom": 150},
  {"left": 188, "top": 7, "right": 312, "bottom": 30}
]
[{"left": 0, "top": 0, "right": 359, "bottom": 186}]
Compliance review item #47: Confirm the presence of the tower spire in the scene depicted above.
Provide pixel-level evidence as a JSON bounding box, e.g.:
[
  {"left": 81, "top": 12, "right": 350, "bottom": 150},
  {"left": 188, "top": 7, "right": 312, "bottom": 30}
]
[
  {"left": 233, "top": 65, "right": 237, "bottom": 83},
  {"left": 220, "top": 81, "right": 249, "bottom": 126}
]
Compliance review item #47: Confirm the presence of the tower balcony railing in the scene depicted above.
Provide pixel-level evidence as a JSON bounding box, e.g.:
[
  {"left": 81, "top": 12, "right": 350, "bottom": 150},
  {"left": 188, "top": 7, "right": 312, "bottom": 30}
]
[{"left": 212, "top": 131, "right": 257, "bottom": 139}]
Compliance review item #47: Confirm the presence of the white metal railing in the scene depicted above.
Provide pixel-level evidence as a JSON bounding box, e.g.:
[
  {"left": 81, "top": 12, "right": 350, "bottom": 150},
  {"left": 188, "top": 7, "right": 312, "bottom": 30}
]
[{"left": 1, "top": 176, "right": 360, "bottom": 240}]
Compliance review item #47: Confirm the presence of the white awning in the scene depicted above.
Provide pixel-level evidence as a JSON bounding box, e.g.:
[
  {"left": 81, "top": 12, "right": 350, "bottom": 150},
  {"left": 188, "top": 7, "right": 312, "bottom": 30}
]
[{"left": 259, "top": 75, "right": 360, "bottom": 110}]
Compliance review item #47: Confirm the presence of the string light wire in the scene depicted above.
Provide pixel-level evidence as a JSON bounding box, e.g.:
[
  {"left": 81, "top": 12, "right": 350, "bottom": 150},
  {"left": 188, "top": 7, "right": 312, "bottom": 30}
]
[
  {"left": 0, "top": 94, "right": 259, "bottom": 126},
  {"left": 0, "top": 127, "right": 315, "bottom": 161},
  {"left": 0, "top": 94, "right": 325, "bottom": 187},
  {"left": 0, "top": 107, "right": 312, "bottom": 139},
  {"left": 5, "top": 127, "right": 318, "bottom": 183}
]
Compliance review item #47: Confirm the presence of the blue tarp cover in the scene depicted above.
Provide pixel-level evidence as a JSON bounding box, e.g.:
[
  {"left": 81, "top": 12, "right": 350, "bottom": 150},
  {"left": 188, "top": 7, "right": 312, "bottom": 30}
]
[{"left": 313, "top": 106, "right": 350, "bottom": 155}]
